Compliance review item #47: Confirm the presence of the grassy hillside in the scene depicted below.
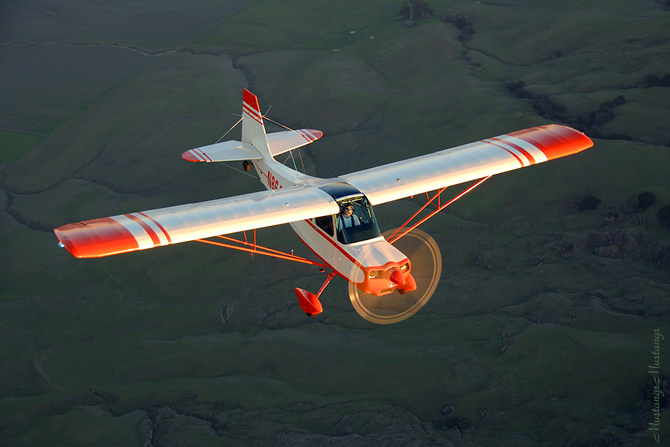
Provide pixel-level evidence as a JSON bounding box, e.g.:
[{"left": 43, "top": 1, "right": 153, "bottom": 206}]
[{"left": 1, "top": 1, "right": 669, "bottom": 446}]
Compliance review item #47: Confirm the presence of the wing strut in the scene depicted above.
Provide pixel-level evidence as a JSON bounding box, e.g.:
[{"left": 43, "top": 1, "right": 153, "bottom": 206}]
[
  {"left": 195, "top": 233, "right": 326, "bottom": 267},
  {"left": 388, "top": 176, "right": 492, "bottom": 244}
]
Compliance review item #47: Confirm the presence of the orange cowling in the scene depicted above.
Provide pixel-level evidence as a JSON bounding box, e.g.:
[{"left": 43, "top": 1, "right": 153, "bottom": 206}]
[{"left": 294, "top": 288, "right": 323, "bottom": 316}]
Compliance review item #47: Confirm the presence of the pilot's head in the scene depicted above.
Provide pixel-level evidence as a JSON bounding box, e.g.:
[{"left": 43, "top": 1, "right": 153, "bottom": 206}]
[{"left": 342, "top": 204, "right": 354, "bottom": 217}]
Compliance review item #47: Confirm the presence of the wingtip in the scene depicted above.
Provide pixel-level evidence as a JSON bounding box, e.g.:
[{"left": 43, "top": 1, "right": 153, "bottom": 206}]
[
  {"left": 53, "top": 218, "right": 140, "bottom": 259},
  {"left": 294, "top": 129, "right": 323, "bottom": 143},
  {"left": 182, "top": 149, "right": 208, "bottom": 162},
  {"left": 306, "top": 129, "right": 323, "bottom": 141},
  {"left": 54, "top": 226, "right": 82, "bottom": 258},
  {"left": 509, "top": 124, "right": 594, "bottom": 161}
]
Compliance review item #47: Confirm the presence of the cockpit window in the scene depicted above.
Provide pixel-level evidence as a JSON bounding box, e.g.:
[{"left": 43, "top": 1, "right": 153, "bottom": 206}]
[
  {"left": 314, "top": 215, "right": 334, "bottom": 237},
  {"left": 335, "top": 195, "right": 381, "bottom": 244}
]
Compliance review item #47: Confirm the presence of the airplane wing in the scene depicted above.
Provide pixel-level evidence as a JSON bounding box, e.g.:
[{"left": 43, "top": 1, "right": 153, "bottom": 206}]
[
  {"left": 340, "top": 124, "right": 593, "bottom": 205},
  {"left": 54, "top": 186, "right": 340, "bottom": 258}
]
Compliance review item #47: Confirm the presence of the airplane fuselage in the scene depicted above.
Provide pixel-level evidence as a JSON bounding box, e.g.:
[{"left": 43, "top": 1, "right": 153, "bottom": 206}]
[{"left": 252, "top": 156, "right": 415, "bottom": 296}]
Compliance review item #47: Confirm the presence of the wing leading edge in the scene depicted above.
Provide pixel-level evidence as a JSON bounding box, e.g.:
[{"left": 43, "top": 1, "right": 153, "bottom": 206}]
[
  {"left": 341, "top": 124, "right": 593, "bottom": 205},
  {"left": 55, "top": 187, "right": 340, "bottom": 258}
]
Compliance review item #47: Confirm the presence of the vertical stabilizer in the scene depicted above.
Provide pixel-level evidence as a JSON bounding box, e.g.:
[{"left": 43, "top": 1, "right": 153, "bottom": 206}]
[{"left": 241, "top": 89, "right": 273, "bottom": 159}]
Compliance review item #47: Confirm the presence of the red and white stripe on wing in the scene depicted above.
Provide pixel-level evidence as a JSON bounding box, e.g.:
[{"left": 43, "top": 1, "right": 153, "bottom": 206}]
[
  {"left": 55, "top": 218, "right": 140, "bottom": 258},
  {"left": 341, "top": 124, "right": 593, "bottom": 206},
  {"left": 483, "top": 135, "right": 547, "bottom": 167},
  {"left": 484, "top": 125, "right": 592, "bottom": 167},
  {"left": 55, "top": 212, "right": 173, "bottom": 258},
  {"left": 55, "top": 186, "right": 341, "bottom": 258},
  {"left": 117, "top": 212, "right": 172, "bottom": 249},
  {"left": 505, "top": 125, "right": 593, "bottom": 161}
]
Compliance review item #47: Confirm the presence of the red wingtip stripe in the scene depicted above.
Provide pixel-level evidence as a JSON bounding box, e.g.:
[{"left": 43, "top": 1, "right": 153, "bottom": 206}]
[
  {"left": 125, "top": 213, "right": 161, "bottom": 246},
  {"left": 484, "top": 139, "right": 525, "bottom": 167},
  {"left": 509, "top": 125, "right": 593, "bottom": 160},
  {"left": 54, "top": 217, "right": 140, "bottom": 258},
  {"left": 489, "top": 136, "right": 536, "bottom": 165},
  {"left": 137, "top": 212, "right": 172, "bottom": 244}
]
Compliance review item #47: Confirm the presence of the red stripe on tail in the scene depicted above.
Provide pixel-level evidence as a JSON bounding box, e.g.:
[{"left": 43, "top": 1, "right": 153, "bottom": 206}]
[{"left": 243, "top": 89, "right": 263, "bottom": 125}]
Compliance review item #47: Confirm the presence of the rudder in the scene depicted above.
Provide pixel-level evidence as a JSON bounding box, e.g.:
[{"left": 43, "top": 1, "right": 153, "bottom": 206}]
[{"left": 241, "top": 89, "right": 273, "bottom": 159}]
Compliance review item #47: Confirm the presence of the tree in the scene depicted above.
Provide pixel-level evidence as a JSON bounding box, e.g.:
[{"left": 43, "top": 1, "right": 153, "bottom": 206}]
[{"left": 400, "top": 0, "right": 434, "bottom": 21}]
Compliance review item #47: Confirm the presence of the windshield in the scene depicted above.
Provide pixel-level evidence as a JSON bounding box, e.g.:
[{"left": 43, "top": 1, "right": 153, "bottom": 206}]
[{"left": 335, "top": 195, "right": 381, "bottom": 244}]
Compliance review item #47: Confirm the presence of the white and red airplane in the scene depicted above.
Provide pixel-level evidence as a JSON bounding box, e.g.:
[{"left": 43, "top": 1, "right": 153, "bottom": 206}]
[{"left": 54, "top": 89, "right": 593, "bottom": 317}]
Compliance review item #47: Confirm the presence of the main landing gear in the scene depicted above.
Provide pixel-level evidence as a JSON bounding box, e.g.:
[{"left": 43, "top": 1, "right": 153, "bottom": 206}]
[{"left": 294, "top": 271, "right": 337, "bottom": 317}]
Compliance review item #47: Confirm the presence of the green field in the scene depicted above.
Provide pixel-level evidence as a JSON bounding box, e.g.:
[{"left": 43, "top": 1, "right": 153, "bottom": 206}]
[{"left": 1, "top": 1, "right": 669, "bottom": 445}]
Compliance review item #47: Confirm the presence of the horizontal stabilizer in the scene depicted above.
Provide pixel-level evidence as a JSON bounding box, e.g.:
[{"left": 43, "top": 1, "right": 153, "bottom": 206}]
[
  {"left": 267, "top": 129, "right": 323, "bottom": 157},
  {"left": 182, "top": 129, "right": 323, "bottom": 163},
  {"left": 182, "top": 140, "right": 262, "bottom": 163}
]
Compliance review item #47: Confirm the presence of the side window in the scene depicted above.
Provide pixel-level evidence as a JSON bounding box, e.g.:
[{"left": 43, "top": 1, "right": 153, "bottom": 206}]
[{"left": 315, "top": 215, "right": 334, "bottom": 237}]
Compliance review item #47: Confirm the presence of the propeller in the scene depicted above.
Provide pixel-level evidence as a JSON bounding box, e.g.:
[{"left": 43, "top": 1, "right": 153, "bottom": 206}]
[{"left": 347, "top": 228, "right": 442, "bottom": 324}]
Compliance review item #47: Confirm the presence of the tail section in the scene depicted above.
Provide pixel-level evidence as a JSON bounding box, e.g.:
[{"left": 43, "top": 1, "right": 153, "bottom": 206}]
[
  {"left": 181, "top": 90, "right": 323, "bottom": 165},
  {"left": 242, "top": 89, "right": 273, "bottom": 159}
]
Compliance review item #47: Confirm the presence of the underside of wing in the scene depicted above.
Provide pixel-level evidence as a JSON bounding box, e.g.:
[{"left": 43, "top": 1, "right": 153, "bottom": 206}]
[
  {"left": 55, "top": 187, "right": 340, "bottom": 258},
  {"left": 341, "top": 124, "right": 593, "bottom": 205}
]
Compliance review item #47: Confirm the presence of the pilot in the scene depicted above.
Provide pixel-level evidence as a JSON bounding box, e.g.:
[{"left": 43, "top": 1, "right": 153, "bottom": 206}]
[{"left": 339, "top": 204, "right": 360, "bottom": 228}]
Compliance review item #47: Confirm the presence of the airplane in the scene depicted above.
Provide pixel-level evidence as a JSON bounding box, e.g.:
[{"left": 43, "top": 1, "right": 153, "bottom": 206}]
[{"left": 54, "top": 89, "right": 593, "bottom": 318}]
